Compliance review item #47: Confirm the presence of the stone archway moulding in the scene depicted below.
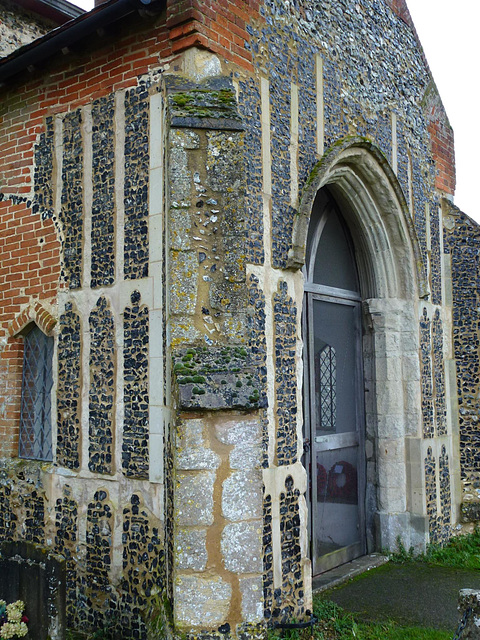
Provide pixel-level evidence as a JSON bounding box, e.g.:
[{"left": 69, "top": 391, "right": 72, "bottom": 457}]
[
  {"left": 287, "top": 136, "right": 428, "bottom": 301},
  {"left": 291, "top": 136, "right": 429, "bottom": 552}
]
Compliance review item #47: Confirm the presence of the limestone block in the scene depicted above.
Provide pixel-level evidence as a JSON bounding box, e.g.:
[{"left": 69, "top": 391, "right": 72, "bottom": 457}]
[
  {"left": 457, "top": 590, "right": 480, "bottom": 639},
  {"left": 377, "top": 481, "right": 406, "bottom": 513},
  {"left": 222, "top": 470, "right": 262, "bottom": 521},
  {"left": 178, "top": 419, "right": 206, "bottom": 448},
  {"left": 170, "top": 251, "right": 197, "bottom": 315},
  {"left": 182, "top": 49, "right": 222, "bottom": 82},
  {"left": 174, "top": 575, "right": 231, "bottom": 628},
  {"left": 176, "top": 447, "right": 220, "bottom": 470},
  {"left": 177, "top": 448, "right": 220, "bottom": 470},
  {"left": 176, "top": 422, "right": 220, "bottom": 471},
  {"left": 221, "top": 521, "right": 262, "bottom": 573},
  {"left": 239, "top": 576, "right": 263, "bottom": 623},
  {"left": 376, "top": 511, "right": 411, "bottom": 551},
  {"left": 215, "top": 417, "right": 261, "bottom": 446},
  {"left": 170, "top": 129, "right": 200, "bottom": 150},
  {"left": 175, "top": 528, "right": 208, "bottom": 571},
  {"left": 230, "top": 444, "right": 262, "bottom": 470},
  {"left": 170, "top": 209, "right": 192, "bottom": 250},
  {"left": 402, "top": 353, "right": 421, "bottom": 381},
  {"left": 176, "top": 471, "right": 215, "bottom": 526},
  {"left": 375, "top": 356, "right": 402, "bottom": 382},
  {"left": 169, "top": 146, "right": 191, "bottom": 203},
  {"left": 376, "top": 381, "right": 403, "bottom": 416}
]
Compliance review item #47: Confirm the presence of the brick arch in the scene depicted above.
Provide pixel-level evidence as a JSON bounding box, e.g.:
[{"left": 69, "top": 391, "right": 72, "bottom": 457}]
[{"left": 9, "top": 301, "right": 57, "bottom": 338}]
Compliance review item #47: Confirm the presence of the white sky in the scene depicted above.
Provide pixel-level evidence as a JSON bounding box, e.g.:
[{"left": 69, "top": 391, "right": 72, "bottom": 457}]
[{"left": 71, "top": 0, "right": 479, "bottom": 221}]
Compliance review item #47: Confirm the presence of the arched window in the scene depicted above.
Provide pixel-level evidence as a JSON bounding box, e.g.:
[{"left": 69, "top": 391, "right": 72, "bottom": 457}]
[{"left": 19, "top": 324, "right": 54, "bottom": 461}]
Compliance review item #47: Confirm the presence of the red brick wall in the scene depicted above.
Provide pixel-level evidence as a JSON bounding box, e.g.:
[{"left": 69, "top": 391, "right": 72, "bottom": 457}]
[
  {"left": 0, "top": 13, "right": 180, "bottom": 459},
  {"left": 0, "top": 340, "right": 23, "bottom": 457},
  {"left": 0, "top": 200, "right": 61, "bottom": 457},
  {"left": 424, "top": 89, "right": 456, "bottom": 196},
  {"left": 383, "top": 0, "right": 455, "bottom": 194},
  {"left": 165, "top": 0, "right": 259, "bottom": 71},
  {"left": 385, "top": 0, "right": 415, "bottom": 28}
]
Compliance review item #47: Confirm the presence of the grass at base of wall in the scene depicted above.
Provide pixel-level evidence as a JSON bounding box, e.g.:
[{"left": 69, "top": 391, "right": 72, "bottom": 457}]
[
  {"left": 389, "top": 529, "right": 480, "bottom": 569},
  {"left": 310, "top": 599, "right": 451, "bottom": 640}
]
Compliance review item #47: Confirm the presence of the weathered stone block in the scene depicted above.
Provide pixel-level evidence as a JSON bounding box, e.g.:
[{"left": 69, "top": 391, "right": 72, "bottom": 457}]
[
  {"left": 175, "top": 471, "right": 215, "bottom": 526},
  {"left": 461, "top": 502, "right": 480, "bottom": 522},
  {"left": 174, "top": 575, "right": 231, "bottom": 628},
  {"left": 221, "top": 521, "right": 262, "bottom": 573},
  {"left": 457, "top": 589, "right": 480, "bottom": 639},
  {"left": 215, "top": 417, "right": 262, "bottom": 470},
  {"left": 176, "top": 418, "right": 220, "bottom": 469},
  {"left": 170, "top": 129, "right": 200, "bottom": 150},
  {"left": 239, "top": 576, "right": 263, "bottom": 623},
  {"left": 215, "top": 418, "right": 261, "bottom": 446},
  {"left": 170, "top": 209, "right": 192, "bottom": 250},
  {"left": 173, "top": 347, "right": 264, "bottom": 410},
  {"left": 177, "top": 447, "right": 220, "bottom": 470},
  {"left": 170, "top": 251, "right": 197, "bottom": 315},
  {"left": 175, "top": 528, "right": 208, "bottom": 571},
  {"left": 222, "top": 470, "right": 262, "bottom": 521}
]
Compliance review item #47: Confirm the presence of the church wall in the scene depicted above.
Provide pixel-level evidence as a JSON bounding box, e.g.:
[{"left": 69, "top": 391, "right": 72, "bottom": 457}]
[
  {"left": 0, "top": 12, "right": 174, "bottom": 638},
  {"left": 443, "top": 202, "right": 480, "bottom": 528},
  {"left": 0, "top": 0, "right": 55, "bottom": 59},
  {"left": 0, "top": 0, "right": 463, "bottom": 638}
]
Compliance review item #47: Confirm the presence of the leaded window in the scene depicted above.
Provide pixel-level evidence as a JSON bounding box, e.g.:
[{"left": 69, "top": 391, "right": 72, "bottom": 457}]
[{"left": 19, "top": 325, "right": 54, "bottom": 461}]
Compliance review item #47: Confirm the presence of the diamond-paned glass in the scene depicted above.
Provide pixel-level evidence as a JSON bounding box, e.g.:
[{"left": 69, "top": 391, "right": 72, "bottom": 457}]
[
  {"left": 19, "top": 325, "right": 53, "bottom": 461},
  {"left": 316, "top": 345, "right": 336, "bottom": 432}
]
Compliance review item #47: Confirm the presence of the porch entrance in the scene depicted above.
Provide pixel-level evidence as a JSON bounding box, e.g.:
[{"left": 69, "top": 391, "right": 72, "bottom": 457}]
[{"left": 303, "top": 189, "right": 366, "bottom": 575}]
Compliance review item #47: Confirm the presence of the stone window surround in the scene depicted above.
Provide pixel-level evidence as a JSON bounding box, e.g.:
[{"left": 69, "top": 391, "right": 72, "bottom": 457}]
[{"left": 290, "top": 138, "right": 432, "bottom": 552}]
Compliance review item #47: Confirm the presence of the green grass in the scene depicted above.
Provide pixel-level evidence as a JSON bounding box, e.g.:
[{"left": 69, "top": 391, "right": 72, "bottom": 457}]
[
  {"left": 389, "top": 529, "right": 480, "bottom": 569},
  {"left": 310, "top": 598, "right": 451, "bottom": 640},
  {"left": 266, "top": 599, "right": 451, "bottom": 640},
  {"left": 303, "top": 531, "right": 480, "bottom": 639}
]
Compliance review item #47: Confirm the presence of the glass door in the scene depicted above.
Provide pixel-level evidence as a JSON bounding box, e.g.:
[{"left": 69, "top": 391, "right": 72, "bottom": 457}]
[{"left": 303, "top": 190, "right": 366, "bottom": 575}]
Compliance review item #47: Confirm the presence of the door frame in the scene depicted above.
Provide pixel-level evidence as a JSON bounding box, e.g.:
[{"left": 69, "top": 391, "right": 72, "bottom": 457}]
[{"left": 303, "top": 282, "right": 367, "bottom": 575}]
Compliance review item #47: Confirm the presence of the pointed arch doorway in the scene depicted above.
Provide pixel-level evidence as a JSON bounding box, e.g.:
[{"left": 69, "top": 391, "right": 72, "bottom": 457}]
[{"left": 303, "top": 188, "right": 366, "bottom": 575}]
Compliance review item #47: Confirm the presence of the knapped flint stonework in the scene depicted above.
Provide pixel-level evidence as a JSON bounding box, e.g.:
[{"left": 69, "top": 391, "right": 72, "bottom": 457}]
[
  {"left": 432, "top": 310, "right": 447, "bottom": 436},
  {"left": 278, "top": 477, "right": 303, "bottom": 623},
  {"left": 57, "top": 303, "right": 81, "bottom": 470},
  {"left": 124, "top": 83, "right": 149, "bottom": 281},
  {"left": 55, "top": 485, "right": 78, "bottom": 628},
  {"left": 237, "top": 79, "right": 263, "bottom": 265},
  {"left": 0, "top": 0, "right": 54, "bottom": 58},
  {"left": 262, "top": 493, "right": 273, "bottom": 622},
  {"left": 420, "top": 308, "right": 434, "bottom": 438},
  {"left": 121, "top": 494, "right": 164, "bottom": 639},
  {"left": 91, "top": 94, "right": 116, "bottom": 288},
  {"left": 23, "top": 484, "right": 45, "bottom": 545},
  {"left": 274, "top": 282, "right": 298, "bottom": 466},
  {"left": 123, "top": 291, "right": 149, "bottom": 479},
  {"left": 444, "top": 206, "right": 480, "bottom": 496},
  {"left": 0, "top": 483, "right": 16, "bottom": 541},
  {"left": 425, "top": 448, "right": 438, "bottom": 542},
  {"left": 61, "top": 109, "right": 84, "bottom": 289},
  {"left": 33, "top": 116, "right": 54, "bottom": 220},
  {"left": 89, "top": 296, "right": 116, "bottom": 475},
  {"left": 247, "top": 275, "right": 269, "bottom": 467},
  {"left": 83, "top": 490, "right": 115, "bottom": 630},
  {"left": 439, "top": 446, "right": 451, "bottom": 542}
]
